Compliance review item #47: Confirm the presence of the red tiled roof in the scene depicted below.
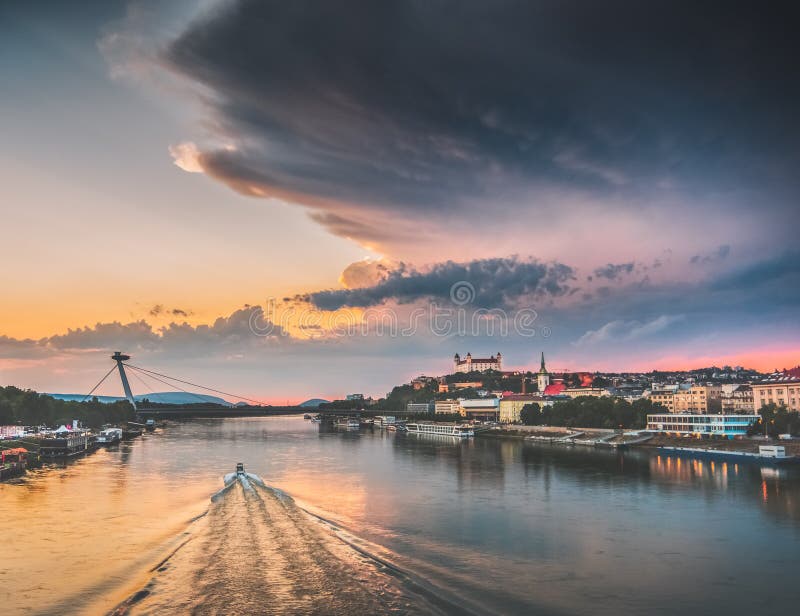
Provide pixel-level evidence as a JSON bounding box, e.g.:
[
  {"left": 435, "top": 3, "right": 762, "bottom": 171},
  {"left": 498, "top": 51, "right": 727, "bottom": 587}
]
[{"left": 543, "top": 383, "right": 566, "bottom": 395}]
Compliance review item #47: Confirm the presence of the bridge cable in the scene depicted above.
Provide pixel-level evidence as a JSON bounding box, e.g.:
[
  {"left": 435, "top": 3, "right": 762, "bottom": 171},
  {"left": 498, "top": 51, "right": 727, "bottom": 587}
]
[
  {"left": 124, "top": 365, "right": 212, "bottom": 404},
  {"left": 80, "top": 365, "right": 118, "bottom": 402},
  {"left": 124, "top": 363, "right": 263, "bottom": 406},
  {"left": 126, "top": 367, "right": 163, "bottom": 403}
]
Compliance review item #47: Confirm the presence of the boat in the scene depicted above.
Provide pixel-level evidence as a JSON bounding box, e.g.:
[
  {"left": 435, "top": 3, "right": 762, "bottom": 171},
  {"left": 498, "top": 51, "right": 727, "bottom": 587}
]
[
  {"left": 122, "top": 427, "right": 143, "bottom": 440},
  {"left": 405, "top": 422, "right": 474, "bottom": 438},
  {"left": 304, "top": 414, "right": 313, "bottom": 420},
  {"left": 221, "top": 462, "right": 266, "bottom": 490},
  {"left": 385, "top": 424, "right": 397, "bottom": 432},
  {"left": 37, "top": 431, "right": 94, "bottom": 458},
  {"left": 657, "top": 445, "right": 800, "bottom": 466},
  {"left": 335, "top": 418, "right": 361, "bottom": 429},
  {"left": 145, "top": 419, "right": 156, "bottom": 432},
  {"left": 95, "top": 428, "right": 123, "bottom": 445},
  {"left": 1, "top": 447, "right": 28, "bottom": 481}
]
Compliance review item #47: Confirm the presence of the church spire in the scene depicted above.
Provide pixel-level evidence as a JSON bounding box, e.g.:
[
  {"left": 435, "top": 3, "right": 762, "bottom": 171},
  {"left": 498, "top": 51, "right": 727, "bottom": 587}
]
[{"left": 537, "top": 351, "right": 550, "bottom": 391}]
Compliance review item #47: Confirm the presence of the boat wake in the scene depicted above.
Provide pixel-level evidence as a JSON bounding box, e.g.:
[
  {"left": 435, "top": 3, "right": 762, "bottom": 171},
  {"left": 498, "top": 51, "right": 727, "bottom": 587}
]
[{"left": 110, "top": 472, "right": 465, "bottom": 615}]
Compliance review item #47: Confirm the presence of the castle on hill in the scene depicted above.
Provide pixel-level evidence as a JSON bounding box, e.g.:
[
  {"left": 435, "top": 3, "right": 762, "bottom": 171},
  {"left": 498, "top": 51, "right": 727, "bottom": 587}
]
[{"left": 453, "top": 352, "right": 502, "bottom": 373}]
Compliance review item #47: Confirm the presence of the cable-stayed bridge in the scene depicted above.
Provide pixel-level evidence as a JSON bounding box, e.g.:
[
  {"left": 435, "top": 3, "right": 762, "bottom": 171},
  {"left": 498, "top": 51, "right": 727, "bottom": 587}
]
[{"left": 81, "top": 352, "right": 310, "bottom": 418}]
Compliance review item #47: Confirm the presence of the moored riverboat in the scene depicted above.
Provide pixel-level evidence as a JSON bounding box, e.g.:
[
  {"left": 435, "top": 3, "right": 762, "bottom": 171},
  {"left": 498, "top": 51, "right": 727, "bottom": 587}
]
[
  {"left": 335, "top": 418, "right": 361, "bottom": 429},
  {"left": 0, "top": 447, "right": 28, "bottom": 480},
  {"left": 122, "top": 427, "right": 143, "bottom": 440},
  {"left": 96, "top": 428, "right": 123, "bottom": 445},
  {"left": 405, "top": 422, "right": 474, "bottom": 438},
  {"left": 37, "top": 432, "right": 94, "bottom": 458}
]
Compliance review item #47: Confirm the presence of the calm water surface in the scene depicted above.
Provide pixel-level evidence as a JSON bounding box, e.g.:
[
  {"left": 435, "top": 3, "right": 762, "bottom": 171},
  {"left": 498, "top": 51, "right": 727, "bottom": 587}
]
[{"left": 2, "top": 416, "right": 800, "bottom": 615}]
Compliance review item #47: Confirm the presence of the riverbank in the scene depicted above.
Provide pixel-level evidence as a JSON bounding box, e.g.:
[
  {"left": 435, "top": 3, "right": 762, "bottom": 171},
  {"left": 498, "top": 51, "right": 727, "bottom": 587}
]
[{"left": 478, "top": 425, "right": 800, "bottom": 459}]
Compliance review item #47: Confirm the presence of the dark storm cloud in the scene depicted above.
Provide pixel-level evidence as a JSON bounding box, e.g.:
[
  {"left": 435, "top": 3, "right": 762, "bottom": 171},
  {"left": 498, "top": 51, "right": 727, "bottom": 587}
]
[
  {"left": 164, "top": 0, "right": 800, "bottom": 241},
  {"left": 302, "top": 257, "right": 575, "bottom": 310},
  {"left": 593, "top": 262, "right": 635, "bottom": 280},
  {"left": 711, "top": 250, "right": 800, "bottom": 293}
]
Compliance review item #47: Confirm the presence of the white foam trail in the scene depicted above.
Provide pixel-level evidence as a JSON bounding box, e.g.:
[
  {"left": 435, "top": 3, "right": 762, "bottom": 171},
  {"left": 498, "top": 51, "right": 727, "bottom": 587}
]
[
  {"left": 238, "top": 473, "right": 254, "bottom": 492},
  {"left": 245, "top": 472, "right": 266, "bottom": 487},
  {"left": 210, "top": 481, "right": 235, "bottom": 502}
]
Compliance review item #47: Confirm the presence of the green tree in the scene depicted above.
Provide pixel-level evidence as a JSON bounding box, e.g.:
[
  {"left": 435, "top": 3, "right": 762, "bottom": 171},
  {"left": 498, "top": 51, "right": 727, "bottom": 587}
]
[
  {"left": 520, "top": 403, "right": 541, "bottom": 425},
  {"left": 749, "top": 403, "right": 800, "bottom": 437},
  {"left": 0, "top": 398, "right": 15, "bottom": 424}
]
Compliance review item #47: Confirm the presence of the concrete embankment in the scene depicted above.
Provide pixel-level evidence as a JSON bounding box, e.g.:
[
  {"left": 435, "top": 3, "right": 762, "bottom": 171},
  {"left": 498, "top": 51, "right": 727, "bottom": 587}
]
[{"left": 638, "top": 434, "right": 800, "bottom": 456}]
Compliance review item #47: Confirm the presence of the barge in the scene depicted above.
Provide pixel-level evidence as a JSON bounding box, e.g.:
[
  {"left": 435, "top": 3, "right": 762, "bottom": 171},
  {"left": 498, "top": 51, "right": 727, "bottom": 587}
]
[{"left": 656, "top": 445, "right": 800, "bottom": 466}]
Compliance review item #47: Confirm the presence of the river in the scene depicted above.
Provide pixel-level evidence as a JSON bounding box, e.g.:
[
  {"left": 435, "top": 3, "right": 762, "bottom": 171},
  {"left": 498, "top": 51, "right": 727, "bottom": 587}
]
[{"left": 2, "top": 416, "right": 799, "bottom": 615}]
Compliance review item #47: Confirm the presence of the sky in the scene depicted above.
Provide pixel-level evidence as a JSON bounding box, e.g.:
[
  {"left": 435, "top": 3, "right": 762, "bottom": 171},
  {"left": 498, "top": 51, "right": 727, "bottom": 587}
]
[{"left": 1, "top": 0, "right": 798, "bottom": 403}]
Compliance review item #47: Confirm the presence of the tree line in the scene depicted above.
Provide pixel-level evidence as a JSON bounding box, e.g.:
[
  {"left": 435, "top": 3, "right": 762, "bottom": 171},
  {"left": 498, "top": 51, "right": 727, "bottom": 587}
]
[
  {"left": 747, "top": 403, "right": 800, "bottom": 437},
  {"left": 0, "top": 386, "right": 135, "bottom": 429},
  {"left": 520, "top": 396, "right": 665, "bottom": 429}
]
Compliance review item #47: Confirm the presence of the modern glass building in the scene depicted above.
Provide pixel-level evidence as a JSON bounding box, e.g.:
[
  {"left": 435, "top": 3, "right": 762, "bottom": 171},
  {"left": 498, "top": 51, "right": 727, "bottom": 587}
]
[{"left": 646, "top": 414, "right": 760, "bottom": 437}]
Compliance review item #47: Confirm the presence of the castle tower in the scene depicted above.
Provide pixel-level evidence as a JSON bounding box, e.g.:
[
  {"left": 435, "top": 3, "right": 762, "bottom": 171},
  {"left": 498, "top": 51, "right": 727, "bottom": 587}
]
[
  {"left": 496, "top": 352, "right": 502, "bottom": 371},
  {"left": 454, "top": 353, "right": 460, "bottom": 372},
  {"left": 537, "top": 352, "right": 550, "bottom": 392}
]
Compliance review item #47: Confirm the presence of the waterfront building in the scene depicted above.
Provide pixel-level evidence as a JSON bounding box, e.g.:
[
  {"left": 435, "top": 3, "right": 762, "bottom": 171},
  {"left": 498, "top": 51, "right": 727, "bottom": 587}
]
[
  {"left": 406, "top": 402, "right": 434, "bottom": 414},
  {"left": 374, "top": 415, "right": 396, "bottom": 427},
  {"left": 646, "top": 413, "right": 759, "bottom": 438},
  {"left": 752, "top": 376, "right": 800, "bottom": 411},
  {"left": 648, "top": 385, "right": 678, "bottom": 412},
  {"left": 499, "top": 394, "right": 546, "bottom": 423},
  {"left": 537, "top": 352, "right": 550, "bottom": 392},
  {"left": 673, "top": 384, "right": 722, "bottom": 414},
  {"left": 459, "top": 398, "right": 500, "bottom": 421},
  {"left": 435, "top": 400, "right": 461, "bottom": 415},
  {"left": 454, "top": 352, "right": 502, "bottom": 373},
  {"left": 346, "top": 393, "right": 365, "bottom": 401},
  {"left": 721, "top": 385, "right": 755, "bottom": 413}
]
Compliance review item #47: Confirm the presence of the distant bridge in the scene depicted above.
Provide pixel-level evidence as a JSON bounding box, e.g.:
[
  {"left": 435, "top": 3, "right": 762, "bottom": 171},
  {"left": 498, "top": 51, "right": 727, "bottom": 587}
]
[
  {"left": 135, "top": 405, "right": 307, "bottom": 419},
  {"left": 80, "top": 352, "right": 383, "bottom": 420},
  {"left": 136, "top": 406, "right": 388, "bottom": 419},
  {"left": 80, "top": 352, "right": 308, "bottom": 419}
]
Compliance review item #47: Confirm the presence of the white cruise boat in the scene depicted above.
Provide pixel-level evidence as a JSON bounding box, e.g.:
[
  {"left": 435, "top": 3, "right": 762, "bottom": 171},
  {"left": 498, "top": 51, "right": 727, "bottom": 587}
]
[
  {"left": 96, "top": 427, "right": 123, "bottom": 445},
  {"left": 405, "top": 423, "right": 474, "bottom": 438}
]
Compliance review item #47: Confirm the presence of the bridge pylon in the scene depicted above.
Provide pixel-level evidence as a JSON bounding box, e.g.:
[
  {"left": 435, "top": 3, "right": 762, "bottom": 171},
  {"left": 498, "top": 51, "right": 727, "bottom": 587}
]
[{"left": 111, "top": 351, "right": 137, "bottom": 411}]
